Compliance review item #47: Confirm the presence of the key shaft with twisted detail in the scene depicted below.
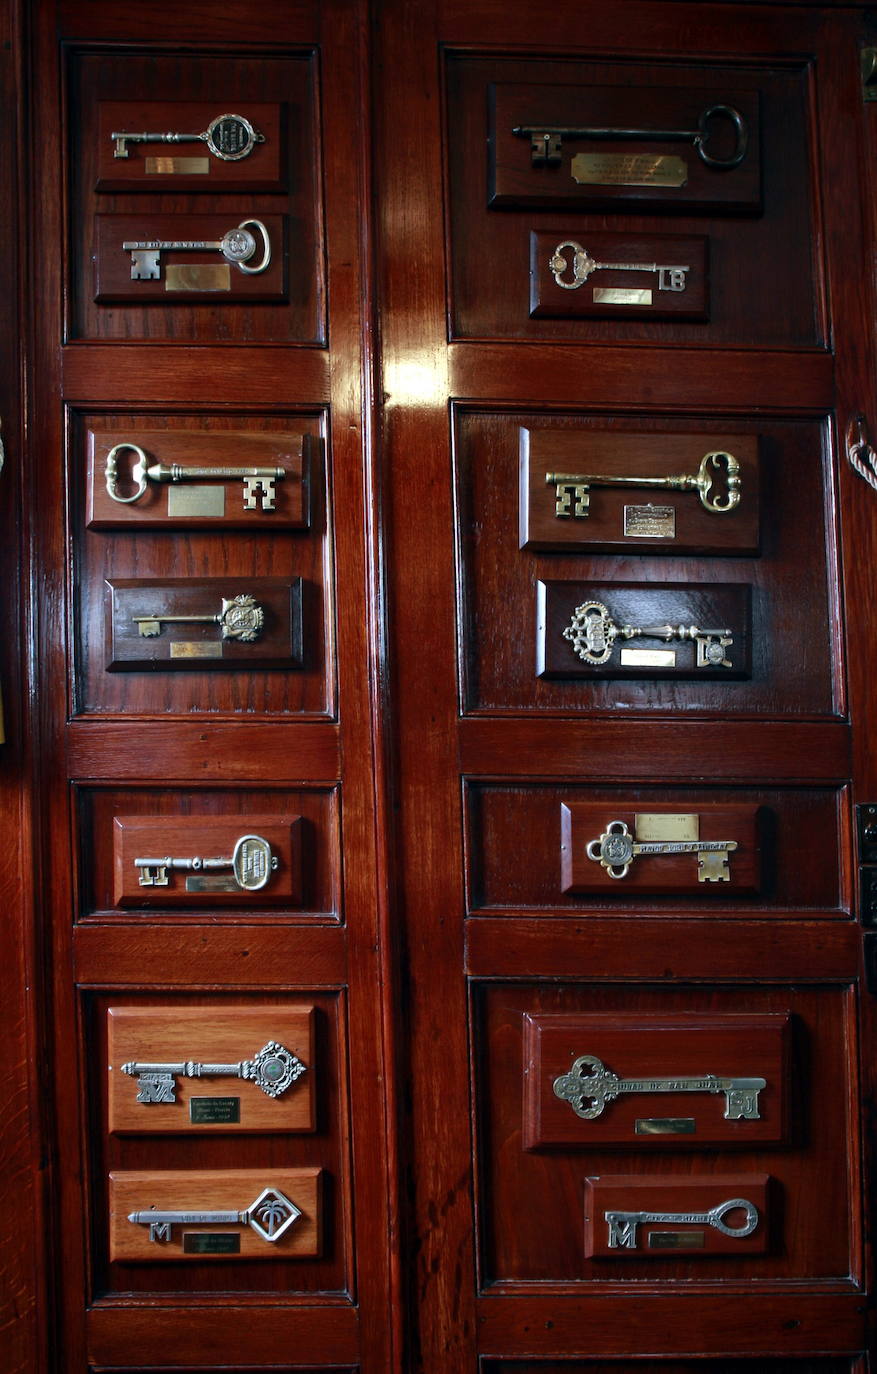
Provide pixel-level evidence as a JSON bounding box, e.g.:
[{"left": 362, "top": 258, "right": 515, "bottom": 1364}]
[
  {"left": 121, "top": 1039, "right": 306, "bottom": 1104},
  {"left": 547, "top": 450, "right": 741, "bottom": 519},
  {"left": 553, "top": 1052, "right": 764, "bottom": 1121},
  {"left": 605, "top": 1197, "right": 759, "bottom": 1250}
]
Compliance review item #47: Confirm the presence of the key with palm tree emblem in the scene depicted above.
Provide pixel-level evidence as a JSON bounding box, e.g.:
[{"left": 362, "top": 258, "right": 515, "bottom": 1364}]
[{"left": 129, "top": 1185, "right": 301, "bottom": 1244}]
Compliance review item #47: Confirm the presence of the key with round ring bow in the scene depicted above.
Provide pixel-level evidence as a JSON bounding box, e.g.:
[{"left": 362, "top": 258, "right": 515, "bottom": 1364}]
[
  {"left": 123, "top": 218, "right": 271, "bottom": 280},
  {"left": 604, "top": 1197, "right": 759, "bottom": 1250}
]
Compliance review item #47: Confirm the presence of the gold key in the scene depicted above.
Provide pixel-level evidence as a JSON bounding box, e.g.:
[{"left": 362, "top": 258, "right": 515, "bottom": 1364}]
[
  {"left": 132, "top": 594, "right": 264, "bottom": 641},
  {"left": 547, "top": 450, "right": 741, "bottom": 519}
]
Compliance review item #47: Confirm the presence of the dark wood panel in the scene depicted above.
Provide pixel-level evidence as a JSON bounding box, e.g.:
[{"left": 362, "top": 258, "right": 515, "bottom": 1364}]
[
  {"left": 73, "top": 926, "right": 348, "bottom": 986},
  {"left": 86, "top": 1306, "right": 359, "bottom": 1368},
  {"left": 62, "top": 347, "right": 331, "bottom": 404},
  {"left": 481, "top": 1362, "right": 860, "bottom": 1374},
  {"left": 66, "top": 721, "right": 341, "bottom": 781}
]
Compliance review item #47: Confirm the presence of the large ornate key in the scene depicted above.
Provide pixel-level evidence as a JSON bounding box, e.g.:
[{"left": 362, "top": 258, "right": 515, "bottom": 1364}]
[
  {"left": 121, "top": 1039, "right": 306, "bottom": 1104},
  {"left": 105, "top": 442, "right": 285, "bottom": 512},
  {"left": 132, "top": 593, "right": 264, "bottom": 641},
  {"left": 553, "top": 1053, "right": 765, "bottom": 1120},
  {"left": 129, "top": 1185, "right": 301, "bottom": 1244},
  {"left": 605, "top": 1197, "right": 759, "bottom": 1250},
  {"left": 123, "top": 218, "right": 271, "bottom": 279},
  {"left": 513, "top": 103, "right": 748, "bottom": 168},
  {"left": 550, "top": 240, "right": 690, "bottom": 293},
  {"left": 586, "top": 819, "right": 737, "bottom": 882},
  {"left": 547, "top": 450, "right": 741, "bottom": 518},
  {"left": 564, "top": 600, "right": 733, "bottom": 668},
  {"left": 112, "top": 112, "right": 265, "bottom": 161},
  {"left": 135, "top": 832, "right": 278, "bottom": 890}
]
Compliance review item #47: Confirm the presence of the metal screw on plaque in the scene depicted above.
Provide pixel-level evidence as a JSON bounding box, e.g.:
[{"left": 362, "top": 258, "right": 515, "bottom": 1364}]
[
  {"left": 112, "top": 112, "right": 265, "bottom": 161},
  {"left": 135, "top": 832, "right": 278, "bottom": 890},
  {"left": 513, "top": 103, "right": 748, "bottom": 168},
  {"left": 553, "top": 1053, "right": 764, "bottom": 1121},
  {"left": 132, "top": 593, "right": 264, "bottom": 642},
  {"left": 129, "top": 1185, "right": 301, "bottom": 1244},
  {"left": 585, "top": 819, "right": 737, "bottom": 882},
  {"left": 549, "top": 240, "right": 690, "bottom": 293},
  {"left": 547, "top": 450, "right": 741, "bottom": 519},
  {"left": 105, "top": 442, "right": 286, "bottom": 512},
  {"left": 122, "top": 218, "right": 271, "bottom": 280},
  {"left": 604, "top": 1197, "right": 759, "bottom": 1250},
  {"left": 121, "top": 1039, "right": 306, "bottom": 1104},
  {"left": 563, "top": 599, "right": 734, "bottom": 669}
]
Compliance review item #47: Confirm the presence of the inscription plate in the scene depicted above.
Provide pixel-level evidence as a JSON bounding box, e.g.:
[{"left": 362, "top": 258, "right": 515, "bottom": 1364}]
[
  {"left": 167, "top": 485, "right": 226, "bottom": 519},
  {"left": 189, "top": 1097, "right": 241, "bottom": 1125},
  {"left": 593, "top": 286, "right": 651, "bottom": 306},
  {"left": 635, "top": 1118, "right": 696, "bottom": 1135},
  {"left": 170, "top": 641, "right": 223, "bottom": 659},
  {"left": 572, "top": 152, "right": 688, "bottom": 187},
  {"left": 620, "top": 648, "right": 676, "bottom": 668},
  {"left": 634, "top": 812, "right": 699, "bottom": 842},
  {"left": 165, "top": 263, "right": 231, "bottom": 292},
  {"left": 624, "top": 505, "right": 675, "bottom": 539},
  {"left": 146, "top": 156, "right": 210, "bottom": 176},
  {"left": 183, "top": 1231, "right": 241, "bottom": 1254},
  {"left": 648, "top": 1230, "right": 705, "bottom": 1249}
]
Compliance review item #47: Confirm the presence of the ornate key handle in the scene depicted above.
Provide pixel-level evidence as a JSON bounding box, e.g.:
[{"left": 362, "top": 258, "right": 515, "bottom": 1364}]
[
  {"left": 514, "top": 103, "right": 748, "bottom": 169},
  {"left": 563, "top": 600, "right": 734, "bottom": 668},
  {"left": 129, "top": 1185, "right": 301, "bottom": 1244},
  {"left": 112, "top": 112, "right": 265, "bottom": 161},
  {"left": 553, "top": 1051, "right": 764, "bottom": 1120},
  {"left": 553, "top": 1054, "right": 622, "bottom": 1119},
  {"left": 122, "top": 1038, "right": 306, "bottom": 1103},
  {"left": 106, "top": 442, "right": 149, "bottom": 504},
  {"left": 222, "top": 219, "right": 271, "bottom": 274},
  {"left": 586, "top": 819, "right": 639, "bottom": 877}
]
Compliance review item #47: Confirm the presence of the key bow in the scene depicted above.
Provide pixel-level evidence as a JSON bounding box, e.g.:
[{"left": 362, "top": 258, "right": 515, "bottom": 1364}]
[{"left": 553, "top": 1054, "right": 621, "bottom": 1118}]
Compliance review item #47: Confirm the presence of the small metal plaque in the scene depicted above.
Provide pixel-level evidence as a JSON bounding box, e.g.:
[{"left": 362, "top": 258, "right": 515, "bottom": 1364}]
[
  {"left": 145, "top": 156, "right": 210, "bottom": 175},
  {"left": 635, "top": 1118, "right": 697, "bottom": 1135},
  {"left": 619, "top": 648, "right": 676, "bottom": 667},
  {"left": 169, "top": 642, "right": 223, "bottom": 659},
  {"left": 593, "top": 287, "right": 652, "bottom": 306},
  {"left": 165, "top": 263, "right": 231, "bottom": 292},
  {"left": 189, "top": 1097, "right": 241, "bottom": 1125},
  {"left": 648, "top": 1230, "right": 705, "bottom": 1250},
  {"left": 634, "top": 813, "right": 699, "bottom": 842},
  {"left": 572, "top": 152, "right": 688, "bottom": 187},
  {"left": 624, "top": 504, "right": 675, "bottom": 539},
  {"left": 185, "top": 875, "right": 242, "bottom": 893},
  {"left": 167, "top": 486, "right": 226, "bottom": 518},
  {"left": 182, "top": 1231, "right": 241, "bottom": 1255}
]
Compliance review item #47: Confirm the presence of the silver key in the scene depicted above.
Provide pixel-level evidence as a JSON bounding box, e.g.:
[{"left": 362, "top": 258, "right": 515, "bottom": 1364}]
[
  {"left": 123, "top": 218, "right": 271, "bottom": 279},
  {"left": 129, "top": 1185, "right": 301, "bottom": 1244},
  {"left": 132, "top": 593, "right": 264, "bottom": 641},
  {"left": 553, "top": 1053, "right": 765, "bottom": 1121},
  {"left": 605, "top": 1197, "right": 759, "bottom": 1250},
  {"left": 550, "top": 240, "right": 689, "bottom": 292},
  {"left": 546, "top": 450, "right": 741, "bottom": 518},
  {"left": 121, "top": 1039, "right": 306, "bottom": 1104},
  {"left": 586, "top": 819, "right": 736, "bottom": 882},
  {"left": 135, "top": 832, "right": 278, "bottom": 890},
  {"left": 564, "top": 600, "right": 734, "bottom": 669},
  {"left": 112, "top": 112, "right": 265, "bottom": 161},
  {"left": 105, "top": 442, "right": 285, "bottom": 512}
]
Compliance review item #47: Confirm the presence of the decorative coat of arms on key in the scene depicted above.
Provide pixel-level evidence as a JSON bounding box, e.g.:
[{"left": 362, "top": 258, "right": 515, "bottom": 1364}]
[
  {"left": 122, "top": 1039, "right": 307, "bottom": 1105},
  {"left": 563, "top": 599, "right": 734, "bottom": 669}
]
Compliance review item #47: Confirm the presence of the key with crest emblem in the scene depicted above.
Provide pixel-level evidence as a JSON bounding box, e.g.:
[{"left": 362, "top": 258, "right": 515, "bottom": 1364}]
[
  {"left": 112, "top": 112, "right": 265, "bottom": 161},
  {"left": 123, "top": 218, "right": 271, "bottom": 280},
  {"left": 121, "top": 1039, "right": 306, "bottom": 1104},
  {"left": 134, "top": 832, "right": 279, "bottom": 890},
  {"left": 547, "top": 450, "right": 740, "bottom": 519},
  {"left": 585, "top": 819, "right": 737, "bottom": 882},
  {"left": 563, "top": 599, "right": 734, "bottom": 668},
  {"left": 553, "top": 1052, "right": 765, "bottom": 1120},
  {"left": 132, "top": 593, "right": 264, "bottom": 641},
  {"left": 129, "top": 1185, "right": 301, "bottom": 1244},
  {"left": 105, "top": 442, "right": 285, "bottom": 512}
]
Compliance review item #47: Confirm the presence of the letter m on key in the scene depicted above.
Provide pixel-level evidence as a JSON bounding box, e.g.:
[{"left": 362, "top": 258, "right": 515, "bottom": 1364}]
[{"left": 605, "top": 1211, "right": 638, "bottom": 1248}]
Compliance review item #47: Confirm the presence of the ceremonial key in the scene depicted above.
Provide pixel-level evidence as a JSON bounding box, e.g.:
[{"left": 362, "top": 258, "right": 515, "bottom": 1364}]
[
  {"left": 112, "top": 112, "right": 265, "bottom": 161},
  {"left": 135, "top": 832, "right": 278, "bottom": 890},
  {"left": 553, "top": 1053, "right": 765, "bottom": 1120},
  {"left": 604, "top": 1197, "right": 759, "bottom": 1250},
  {"left": 564, "top": 600, "right": 734, "bottom": 668},
  {"left": 105, "top": 441, "right": 285, "bottom": 512},
  {"left": 132, "top": 593, "right": 264, "bottom": 641},
  {"left": 513, "top": 103, "right": 748, "bottom": 168},
  {"left": 121, "top": 1039, "right": 306, "bottom": 1104},
  {"left": 129, "top": 1185, "right": 301, "bottom": 1244},
  {"left": 550, "top": 240, "right": 690, "bottom": 293},
  {"left": 123, "top": 218, "right": 271, "bottom": 279},
  {"left": 586, "top": 819, "right": 737, "bottom": 882},
  {"left": 547, "top": 450, "right": 740, "bottom": 518}
]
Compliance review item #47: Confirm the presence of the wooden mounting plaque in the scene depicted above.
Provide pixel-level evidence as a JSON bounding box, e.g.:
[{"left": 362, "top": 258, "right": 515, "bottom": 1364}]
[
  {"left": 105, "top": 577, "right": 303, "bottom": 671},
  {"left": 93, "top": 214, "right": 287, "bottom": 303},
  {"left": 86, "top": 428, "right": 313, "bottom": 531},
  {"left": 584, "top": 1174, "right": 770, "bottom": 1259},
  {"left": 560, "top": 800, "right": 761, "bottom": 896},
  {"left": 520, "top": 428, "right": 759, "bottom": 554},
  {"left": 536, "top": 580, "right": 752, "bottom": 679},
  {"left": 489, "top": 83, "right": 761, "bottom": 212},
  {"left": 529, "top": 231, "right": 709, "bottom": 321},
  {"left": 524, "top": 1013, "right": 789, "bottom": 1150},
  {"left": 112, "top": 813, "right": 303, "bottom": 908},
  {"left": 96, "top": 101, "right": 285, "bottom": 192},
  {"left": 109, "top": 1168, "right": 321, "bottom": 1262},
  {"left": 107, "top": 1005, "right": 315, "bottom": 1135}
]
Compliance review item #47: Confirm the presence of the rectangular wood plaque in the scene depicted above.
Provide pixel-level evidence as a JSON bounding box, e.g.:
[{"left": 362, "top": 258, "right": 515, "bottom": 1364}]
[
  {"left": 520, "top": 429, "right": 760, "bottom": 555},
  {"left": 95, "top": 101, "right": 285, "bottom": 192},
  {"left": 86, "top": 428, "right": 314, "bottom": 531},
  {"left": 524, "top": 1012, "right": 789, "bottom": 1150},
  {"left": 489, "top": 83, "right": 761, "bottom": 212},
  {"left": 529, "top": 232, "right": 709, "bottom": 320},
  {"left": 536, "top": 580, "right": 752, "bottom": 679},
  {"left": 584, "top": 1174, "right": 770, "bottom": 1259},
  {"left": 111, "top": 813, "right": 303, "bottom": 908},
  {"left": 105, "top": 577, "right": 303, "bottom": 671},
  {"left": 560, "top": 800, "right": 761, "bottom": 896},
  {"left": 109, "top": 1168, "right": 321, "bottom": 1262},
  {"left": 93, "top": 214, "right": 287, "bottom": 304},
  {"left": 107, "top": 1005, "right": 315, "bottom": 1135}
]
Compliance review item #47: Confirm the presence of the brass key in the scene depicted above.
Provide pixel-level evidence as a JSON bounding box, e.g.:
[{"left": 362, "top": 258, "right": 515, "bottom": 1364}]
[
  {"left": 550, "top": 240, "right": 690, "bottom": 293},
  {"left": 586, "top": 819, "right": 737, "bottom": 882},
  {"left": 112, "top": 112, "right": 265, "bottom": 161},
  {"left": 135, "top": 832, "right": 278, "bottom": 889},
  {"left": 132, "top": 594, "right": 264, "bottom": 641},
  {"left": 123, "top": 218, "right": 271, "bottom": 279},
  {"left": 547, "top": 451, "right": 741, "bottom": 519},
  {"left": 105, "top": 442, "right": 285, "bottom": 512},
  {"left": 564, "top": 600, "right": 734, "bottom": 668}
]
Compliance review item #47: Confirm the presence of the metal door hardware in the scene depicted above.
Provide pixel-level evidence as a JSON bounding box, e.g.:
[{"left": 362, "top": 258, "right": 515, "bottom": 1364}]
[
  {"left": 547, "top": 450, "right": 740, "bottom": 519},
  {"left": 135, "top": 832, "right": 278, "bottom": 890},
  {"left": 553, "top": 1053, "right": 765, "bottom": 1120},
  {"left": 129, "top": 1185, "right": 300, "bottom": 1244},
  {"left": 604, "top": 1197, "right": 759, "bottom": 1250},
  {"left": 513, "top": 103, "right": 748, "bottom": 168},
  {"left": 132, "top": 594, "right": 264, "bottom": 641},
  {"left": 586, "top": 819, "right": 737, "bottom": 881},
  {"left": 123, "top": 218, "right": 271, "bottom": 279},
  {"left": 121, "top": 1039, "right": 306, "bottom": 1104},
  {"left": 112, "top": 112, "right": 265, "bottom": 160},
  {"left": 105, "top": 442, "right": 285, "bottom": 511},
  {"left": 564, "top": 600, "right": 733, "bottom": 668},
  {"left": 549, "top": 240, "right": 690, "bottom": 292}
]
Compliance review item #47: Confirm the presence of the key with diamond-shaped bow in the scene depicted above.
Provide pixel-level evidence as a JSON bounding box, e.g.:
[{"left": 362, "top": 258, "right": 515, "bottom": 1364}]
[
  {"left": 121, "top": 1038, "right": 306, "bottom": 1104},
  {"left": 604, "top": 1197, "right": 759, "bottom": 1250},
  {"left": 123, "top": 218, "right": 271, "bottom": 279},
  {"left": 553, "top": 1053, "right": 764, "bottom": 1122},
  {"left": 585, "top": 819, "right": 737, "bottom": 882},
  {"left": 129, "top": 1185, "right": 301, "bottom": 1244}
]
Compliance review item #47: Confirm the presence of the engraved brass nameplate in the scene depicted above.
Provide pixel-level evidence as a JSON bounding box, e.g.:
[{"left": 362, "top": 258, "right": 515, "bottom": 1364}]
[
  {"left": 168, "top": 486, "right": 226, "bottom": 518},
  {"left": 183, "top": 1232, "right": 241, "bottom": 1254},
  {"left": 634, "top": 813, "right": 699, "bottom": 842},
  {"left": 635, "top": 1118, "right": 696, "bottom": 1135},
  {"left": 572, "top": 152, "right": 688, "bottom": 187},
  {"left": 593, "top": 287, "right": 651, "bottom": 306},
  {"left": 170, "top": 642, "right": 223, "bottom": 659},
  {"left": 146, "top": 156, "right": 210, "bottom": 175},
  {"left": 620, "top": 648, "right": 676, "bottom": 667},
  {"left": 648, "top": 1230, "right": 705, "bottom": 1249},
  {"left": 166, "top": 263, "right": 231, "bottom": 292},
  {"left": 190, "top": 1097, "right": 241, "bottom": 1125},
  {"left": 624, "top": 505, "right": 675, "bottom": 538}
]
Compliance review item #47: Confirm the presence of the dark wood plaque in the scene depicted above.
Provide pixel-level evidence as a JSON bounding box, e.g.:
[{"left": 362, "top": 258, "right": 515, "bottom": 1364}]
[
  {"left": 529, "top": 231, "right": 709, "bottom": 321},
  {"left": 584, "top": 1174, "right": 771, "bottom": 1259},
  {"left": 96, "top": 101, "right": 285, "bottom": 192},
  {"left": 520, "top": 428, "right": 760, "bottom": 554}
]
